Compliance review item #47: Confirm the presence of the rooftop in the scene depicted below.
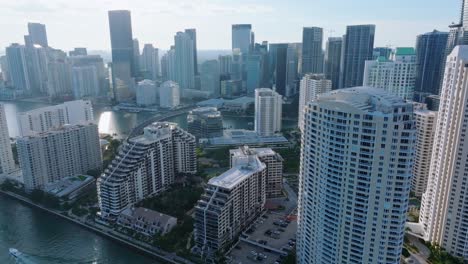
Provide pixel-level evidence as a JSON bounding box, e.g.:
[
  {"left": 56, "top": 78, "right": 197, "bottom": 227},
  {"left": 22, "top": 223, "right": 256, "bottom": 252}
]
[
  {"left": 208, "top": 155, "right": 266, "bottom": 190},
  {"left": 316, "top": 86, "right": 409, "bottom": 113},
  {"left": 395, "top": 47, "right": 415, "bottom": 56},
  {"left": 45, "top": 175, "right": 94, "bottom": 198},
  {"left": 121, "top": 207, "right": 177, "bottom": 224},
  {"left": 207, "top": 129, "right": 289, "bottom": 146}
]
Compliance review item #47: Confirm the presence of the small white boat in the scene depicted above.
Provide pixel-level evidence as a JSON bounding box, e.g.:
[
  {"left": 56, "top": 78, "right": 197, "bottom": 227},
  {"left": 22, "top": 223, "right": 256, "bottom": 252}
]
[{"left": 9, "top": 248, "right": 21, "bottom": 258}]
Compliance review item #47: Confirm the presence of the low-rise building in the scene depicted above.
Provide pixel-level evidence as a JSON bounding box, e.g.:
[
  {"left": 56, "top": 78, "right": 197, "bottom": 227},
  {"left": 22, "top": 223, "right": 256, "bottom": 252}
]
[
  {"left": 117, "top": 207, "right": 177, "bottom": 236},
  {"left": 44, "top": 175, "right": 95, "bottom": 202},
  {"left": 187, "top": 107, "right": 223, "bottom": 140}
]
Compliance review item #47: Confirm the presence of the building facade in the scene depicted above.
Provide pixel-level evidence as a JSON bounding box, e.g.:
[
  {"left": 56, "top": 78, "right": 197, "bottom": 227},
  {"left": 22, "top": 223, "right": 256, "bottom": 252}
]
[
  {"left": 17, "top": 100, "right": 94, "bottom": 136},
  {"left": 325, "top": 37, "right": 342, "bottom": 90},
  {"left": 0, "top": 104, "right": 15, "bottom": 178},
  {"left": 232, "top": 24, "right": 252, "bottom": 54},
  {"left": 97, "top": 122, "right": 196, "bottom": 220},
  {"left": 301, "top": 27, "right": 324, "bottom": 74},
  {"left": 230, "top": 146, "right": 284, "bottom": 198},
  {"left": 411, "top": 109, "right": 437, "bottom": 198},
  {"left": 340, "top": 25, "right": 376, "bottom": 88},
  {"left": 419, "top": 45, "right": 468, "bottom": 258},
  {"left": 187, "top": 107, "right": 223, "bottom": 139},
  {"left": 136, "top": 79, "right": 157, "bottom": 106},
  {"left": 298, "top": 74, "right": 332, "bottom": 130},
  {"left": 254, "top": 88, "right": 282, "bottom": 136},
  {"left": 159, "top": 81, "right": 180, "bottom": 109},
  {"left": 194, "top": 150, "right": 266, "bottom": 254},
  {"left": 18, "top": 123, "right": 102, "bottom": 191},
  {"left": 297, "top": 87, "right": 415, "bottom": 264},
  {"left": 363, "top": 47, "right": 417, "bottom": 100}
]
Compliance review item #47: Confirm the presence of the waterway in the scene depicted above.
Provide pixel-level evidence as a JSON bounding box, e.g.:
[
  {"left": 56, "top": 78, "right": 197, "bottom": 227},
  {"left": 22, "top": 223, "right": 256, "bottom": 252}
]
[
  {"left": 0, "top": 195, "right": 155, "bottom": 264},
  {"left": 1, "top": 101, "right": 297, "bottom": 138}
]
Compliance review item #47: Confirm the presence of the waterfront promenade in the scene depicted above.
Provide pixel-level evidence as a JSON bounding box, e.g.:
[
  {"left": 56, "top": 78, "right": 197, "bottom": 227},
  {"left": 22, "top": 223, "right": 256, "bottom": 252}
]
[{"left": 0, "top": 190, "right": 194, "bottom": 264}]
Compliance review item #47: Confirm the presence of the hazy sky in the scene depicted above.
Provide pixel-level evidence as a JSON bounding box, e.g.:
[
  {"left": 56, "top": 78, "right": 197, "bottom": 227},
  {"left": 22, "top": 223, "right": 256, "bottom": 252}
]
[{"left": 1, "top": 0, "right": 461, "bottom": 51}]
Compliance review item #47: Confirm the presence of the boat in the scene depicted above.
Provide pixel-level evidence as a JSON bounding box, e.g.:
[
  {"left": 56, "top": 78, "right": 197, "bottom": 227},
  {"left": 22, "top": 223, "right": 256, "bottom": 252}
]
[{"left": 9, "top": 248, "right": 21, "bottom": 258}]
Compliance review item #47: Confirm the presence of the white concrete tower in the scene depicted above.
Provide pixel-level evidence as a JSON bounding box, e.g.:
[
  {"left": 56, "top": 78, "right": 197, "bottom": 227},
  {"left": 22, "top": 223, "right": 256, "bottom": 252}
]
[
  {"left": 297, "top": 87, "right": 415, "bottom": 264},
  {"left": 0, "top": 104, "right": 15, "bottom": 179},
  {"left": 298, "top": 73, "right": 331, "bottom": 130},
  {"left": 420, "top": 45, "right": 468, "bottom": 258},
  {"left": 254, "top": 88, "right": 282, "bottom": 136}
]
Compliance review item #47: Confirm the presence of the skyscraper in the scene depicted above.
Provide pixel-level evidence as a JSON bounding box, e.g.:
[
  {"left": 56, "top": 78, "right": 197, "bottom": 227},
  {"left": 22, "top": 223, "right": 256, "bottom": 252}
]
[
  {"left": 269, "top": 43, "right": 288, "bottom": 96},
  {"left": 141, "top": 44, "right": 159, "bottom": 81},
  {"left": 184, "top": 29, "right": 198, "bottom": 74},
  {"left": 136, "top": 79, "right": 157, "bottom": 106},
  {"left": 297, "top": 74, "right": 331, "bottom": 130},
  {"left": 340, "top": 25, "right": 376, "bottom": 88},
  {"left": 98, "top": 122, "right": 196, "bottom": 220},
  {"left": 232, "top": 24, "right": 252, "bottom": 53},
  {"left": 132, "top": 38, "right": 140, "bottom": 75},
  {"left": 254, "top": 88, "right": 282, "bottom": 136},
  {"left": 108, "top": 10, "right": 134, "bottom": 101},
  {"left": 218, "top": 55, "right": 232, "bottom": 76},
  {"left": 411, "top": 109, "right": 437, "bottom": 198},
  {"left": 301, "top": 27, "right": 324, "bottom": 74},
  {"left": 246, "top": 54, "right": 262, "bottom": 94},
  {"left": 445, "top": 0, "right": 468, "bottom": 55},
  {"left": 200, "top": 60, "right": 220, "bottom": 96},
  {"left": 325, "top": 37, "right": 342, "bottom": 90},
  {"left": 174, "top": 31, "right": 195, "bottom": 90},
  {"left": 373, "top": 47, "right": 392, "bottom": 59},
  {"left": 415, "top": 30, "right": 449, "bottom": 99},
  {"left": 297, "top": 87, "right": 415, "bottom": 264},
  {"left": 18, "top": 123, "right": 102, "bottom": 191},
  {"left": 5, "top": 43, "right": 31, "bottom": 93},
  {"left": 27, "top": 22, "right": 48, "bottom": 47},
  {"left": 363, "top": 47, "right": 417, "bottom": 100},
  {"left": 47, "top": 59, "right": 73, "bottom": 97},
  {"left": 285, "top": 43, "right": 301, "bottom": 97},
  {"left": 419, "top": 45, "right": 468, "bottom": 258},
  {"left": 72, "top": 65, "right": 100, "bottom": 99},
  {"left": 0, "top": 104, "right": 15, "bottom": 178}
]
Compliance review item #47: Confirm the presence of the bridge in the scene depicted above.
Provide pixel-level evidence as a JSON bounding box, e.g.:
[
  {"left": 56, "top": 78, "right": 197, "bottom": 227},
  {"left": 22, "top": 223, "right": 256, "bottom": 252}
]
[{"left": 127, "top": 106, "right": 195, "bottom": 138}]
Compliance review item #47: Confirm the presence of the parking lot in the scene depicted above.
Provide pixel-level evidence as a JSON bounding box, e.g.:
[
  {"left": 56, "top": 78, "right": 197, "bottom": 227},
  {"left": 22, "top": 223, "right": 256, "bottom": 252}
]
[
  {"left": 245, "top": 211, "right": 297, "bottom": 251},
  {"left": 228, "top": 241, "right": 286, "bottom": 264}
]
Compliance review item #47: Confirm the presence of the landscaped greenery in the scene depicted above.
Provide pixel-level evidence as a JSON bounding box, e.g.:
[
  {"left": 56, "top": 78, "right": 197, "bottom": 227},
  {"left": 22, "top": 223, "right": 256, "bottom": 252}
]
[
  {"left": 137, "top": 183, "right": 203, "bottom": 219},
  {"left": 203, "top": 147, "right": 231, "bottom": 168},
  {"left": 154, "top": 215, "right": 194, "bottom": 252},
  {"left": 428, "top": 244, "right": 464, "bottom": 264},
  {"left": 282, "top": 251, "right": 296, "bottom": 264},
  {"left": 277, "top": 147, "right": 301, "bottom": 173},
  {"left": 102, "top": 137, "right": 121, "bottom": 169}
]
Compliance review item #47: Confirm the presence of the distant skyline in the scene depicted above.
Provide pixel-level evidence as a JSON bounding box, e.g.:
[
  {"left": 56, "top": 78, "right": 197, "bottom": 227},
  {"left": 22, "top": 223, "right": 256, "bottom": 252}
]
[{"left": 0, "top": 0, "right": 460, "bottom": 52}]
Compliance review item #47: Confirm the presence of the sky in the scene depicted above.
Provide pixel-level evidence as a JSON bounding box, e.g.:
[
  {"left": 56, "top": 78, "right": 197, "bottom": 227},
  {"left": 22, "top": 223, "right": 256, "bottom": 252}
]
[{"left": 0, "top": 0, "right": 461, "bottom": 52}]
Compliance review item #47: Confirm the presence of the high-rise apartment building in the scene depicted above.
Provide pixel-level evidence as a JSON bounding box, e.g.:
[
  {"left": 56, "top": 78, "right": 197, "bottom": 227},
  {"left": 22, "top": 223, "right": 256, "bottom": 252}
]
[
  {"left": 411, "top": 109, "right": 437, "bottom": 198},
  {"left": 141, "top": 44, "right": 159, "bottom": 81},
  {"left": 47, "top": 59, "right": 73, "bottom": 97},
  {"left": 301, "top": 27, "right": 324, "bottom": 74},
  {"left": 363, "top": 47, "right": 417, "bottom": 100},
  {"left": 419, "top": 46, "right": 468, "bottom": 258},
  {"left": 194, "top": 148, "right": 266, "bottom": 254},
  {"left": 218, "top": 55, "right": 232, "bottom": 76},
  {"left": 325, "top": 37, "right": 342, "bottom": 90},
  {"left": 297, "top": 87, "right": 415, "bottom": 264},
  {"left": 340, "top": 25, "right": 376, "bottom": 88},
  {"left": 108, "top": 10, "right": 135, "bottom": 101},
  {"left": 174, "top": 31, "right": 195, "bottom": 90},
  {"left": 159, "top": 81, "right": 180, "bottom": 109},
  {"left": 98, "top": 122, "right": 196, "bottom": 219},
  {"left": 187, "top": 107, "right": 223, "bottom": 139},
  {"left": 0, "top": 104, "right": 15, "bottom": 178},
  {"left": 72, "top": 65, "right": 99, "bottom": 99},
  {"left": 246, "top": 54, "right": 262, "bottom": 94},
  {"left": 232, "top": 24, "right": 252, "bottom": 54},
  {"left": 298, "top": 74, "right": 331, "bottom": 130},
  {"left": 132, "top": 38, "right": 140, "bottom": 75},
  {"left": 230, "top": 146, "right": 284, "bottom": 198},
  {"left": 69, "top": 55, "right": 108, "bottom": 97},
  {"left": 255, "top": 88, "right": 282, "bottom": 136},
  {"left": 415, "top": 30, "right": 449, "bottom": 99},
  {"left": 17, "top": 100, "right": 94, "bottom": 136},
  {"left": 184, "top": 29, "right": 198, "bottom": 74},
  {"left": 18, "top": 123, "right": 102, "bottom": 191},
  {"left": 373, "top": 47, "right": 393, "bottom": 60},
  {"left": 27, "top": 22, "right": 48, "bottom": 48}
]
